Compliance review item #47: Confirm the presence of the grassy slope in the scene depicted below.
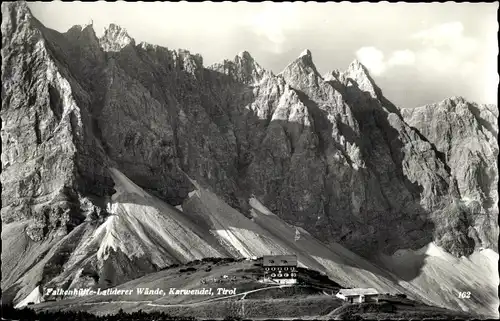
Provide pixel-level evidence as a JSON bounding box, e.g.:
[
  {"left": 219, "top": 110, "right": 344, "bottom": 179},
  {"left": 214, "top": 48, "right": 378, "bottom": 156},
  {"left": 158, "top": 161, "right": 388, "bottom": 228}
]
[
  {"left": 33, "top": 258, "right": 344, "bottom": 318},
  {"left": 32, "top": 259, "right": 479, "bottom": 320}
]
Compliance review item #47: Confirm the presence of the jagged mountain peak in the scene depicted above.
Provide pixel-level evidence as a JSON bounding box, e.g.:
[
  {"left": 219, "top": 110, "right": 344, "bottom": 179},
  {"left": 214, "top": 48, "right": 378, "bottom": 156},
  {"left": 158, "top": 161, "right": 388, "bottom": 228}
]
[
  {"left": 324, "top": 60, "right": 371, "bottom": 85},
  {"left": 173, "top": 48, "right": 204, "bottom": 73},
  {"left": 420, "top": 96, "right": 488, "bottom": 113},
  {"left": 343, "top": 59, "right": 382, "bottom": 100},
  {"left": 66, "top": 25, "right": 83, "bottom": 33},
  {"left": 347, "top": 59, "right": 369, "bottom": 73},
  {"left": 105, "top": 23, "right": 129, "bottom": 33},
  {"left": 234, "top": 51, "right": 264, "bottom": 69},
  {"left": 82, "top": 19, "right": 94, "bottom": 30},
  {"left": 1, "top": 1, "right": 30, "bottom": 18},
  {"left": 234, "top": 50, "right": 266, "bottom": 74},
  {"left": 440, "top": 96, "right": 499, "bottom": 117},
  {"left": 294, "top": 48, "right": 316, "bottom": 70},
  {"left": 175, "top": 48, "right": 202, "bottom": 59},
  {"left": 66, "top": 19, "right": 94, "bottom": 33},
  {"left": 209, "top": 50, "right": 268, "bottom": 84},
  {"left": 99, "top": 23, "right": 135, "bottom": 52},
  {"left": 65, "top": 22, "right": 99, "bottom": 43},
  {"left": 444, "top": 97, "right": 475, "bottom": 114},
  {"left": 323, "top": 69, "right": 344, "bottom": 82},
  {"left": 236, "top": 50, "right": 253, "bottom": 61},
  {"left": 345, "top": 59, "right": 374, "bottom": 83},
  {"left": 138, "top": 41, "right": 159, "bottom": 51},
  {"left": 279, "top": 49, "right": 321, "bottom": 84},
  {"left": 298, "top": 49, "right": 312, "bottom": 58},
  {"left": 82, "top": 23, "right": 98, "bottom": 39},
  {"left": 1, "top": 1, "right": 36, "bottom": 39},
  {"left": 441, "top": 96, "right": 473, "bottom": 108}
]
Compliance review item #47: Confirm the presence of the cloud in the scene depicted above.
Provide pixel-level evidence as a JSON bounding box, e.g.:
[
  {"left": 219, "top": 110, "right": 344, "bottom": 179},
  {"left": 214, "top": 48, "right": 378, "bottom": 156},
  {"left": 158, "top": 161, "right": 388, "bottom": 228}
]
[
  {"left": 247, "top": 3, "right": 301, "bottom": 53},
  {"left": 413, "top": 21, "right": 465, "bottom": 47},
  {"left": 355, "top": 47, "right": 415, "bottom": 76},
  {"left": 356, "top": 21, "right": 482, "bottom": 79},
  {"left": 387, "top": 50, "right": 416, "bottom": 66},
  {"left": 355, "top": 46, "right": 387, "bottom": 76},
  {"left": 412, "top": 21, "right": 479, "bottom": 71},
  {"left": 412, "top": 21, "right": 478, "bottom": 55}
]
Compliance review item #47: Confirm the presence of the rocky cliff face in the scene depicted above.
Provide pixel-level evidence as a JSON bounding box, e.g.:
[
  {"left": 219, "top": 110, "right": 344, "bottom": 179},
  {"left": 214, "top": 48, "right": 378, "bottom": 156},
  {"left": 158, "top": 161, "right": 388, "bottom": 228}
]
[
  {"left": 1, "top": 2, "right": 110, "bottom": 243},
  {"left": 1, "top": 2, "right": 497, "bottom": 313},
  {"left": 401, "top": 97, "right": 499, "bottom": 254}
]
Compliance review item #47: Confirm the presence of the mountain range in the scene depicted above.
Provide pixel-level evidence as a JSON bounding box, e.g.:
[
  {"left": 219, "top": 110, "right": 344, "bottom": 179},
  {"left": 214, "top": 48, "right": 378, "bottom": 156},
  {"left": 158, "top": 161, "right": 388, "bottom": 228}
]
[{"left": 1, "top": 2, "right": 498, "bottom": 318}]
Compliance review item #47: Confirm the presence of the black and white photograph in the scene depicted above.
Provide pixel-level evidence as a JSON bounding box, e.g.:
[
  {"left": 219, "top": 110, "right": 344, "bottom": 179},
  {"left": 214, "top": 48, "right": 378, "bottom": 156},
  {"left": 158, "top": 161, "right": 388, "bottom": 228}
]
[{"left": 1, "top": 1, "right": 498, "bottom": 320}]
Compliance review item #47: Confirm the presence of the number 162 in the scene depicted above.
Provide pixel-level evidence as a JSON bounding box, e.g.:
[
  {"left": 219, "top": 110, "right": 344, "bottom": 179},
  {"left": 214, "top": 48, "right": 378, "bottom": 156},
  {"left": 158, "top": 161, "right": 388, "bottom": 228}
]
[{"left": 458, "top": 291, "right": 471, "bottom": 299}]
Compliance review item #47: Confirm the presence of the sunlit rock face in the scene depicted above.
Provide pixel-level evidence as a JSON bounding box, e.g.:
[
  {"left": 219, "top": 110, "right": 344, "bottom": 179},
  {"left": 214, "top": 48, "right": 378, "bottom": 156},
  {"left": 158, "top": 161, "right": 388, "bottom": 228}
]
[
  {"left": 99, "top": 23, "right": 135, "bottom": 52},
  {"left": 1, "top": 1, "right": 497, "bottom": 313}
]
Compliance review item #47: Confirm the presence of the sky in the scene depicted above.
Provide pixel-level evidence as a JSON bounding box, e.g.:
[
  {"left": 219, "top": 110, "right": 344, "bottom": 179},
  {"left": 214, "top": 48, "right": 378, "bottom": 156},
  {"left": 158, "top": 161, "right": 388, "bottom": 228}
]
[{"left": 28, "top": 2, "right": 498, "bottom": 108}]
